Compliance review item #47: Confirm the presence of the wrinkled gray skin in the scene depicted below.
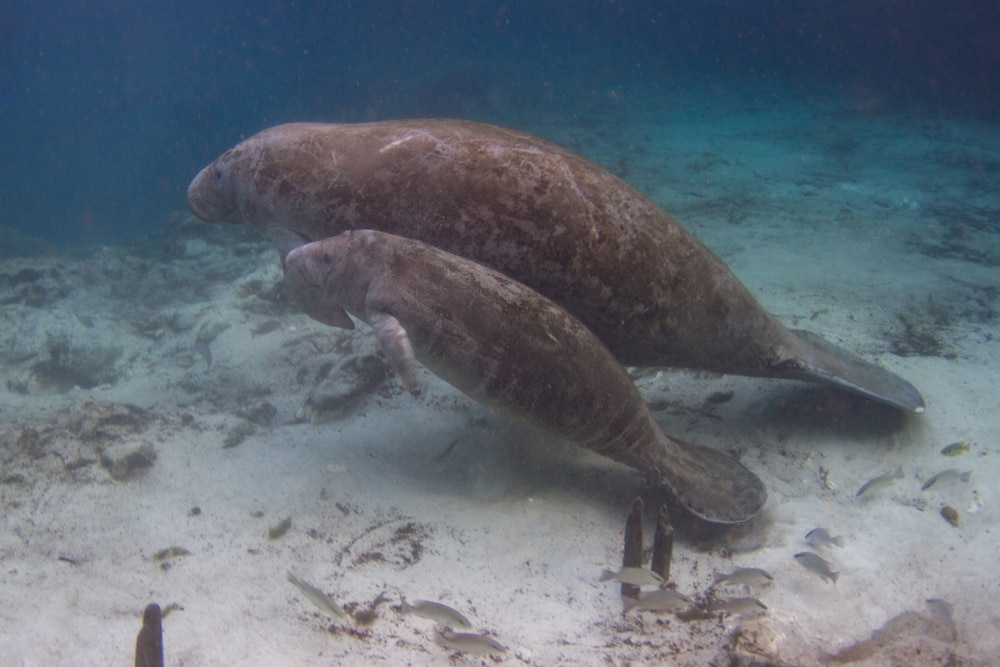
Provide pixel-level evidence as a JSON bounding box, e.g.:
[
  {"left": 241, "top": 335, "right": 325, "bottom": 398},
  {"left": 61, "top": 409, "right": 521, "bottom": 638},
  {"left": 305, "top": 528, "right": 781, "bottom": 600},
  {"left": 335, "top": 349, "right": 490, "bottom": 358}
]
[
  {"left": 285, "top": 230, "right": 767, "bottom": 523},
  {"left": 187, "top": 119, "right": 924, "bottom": 412}
]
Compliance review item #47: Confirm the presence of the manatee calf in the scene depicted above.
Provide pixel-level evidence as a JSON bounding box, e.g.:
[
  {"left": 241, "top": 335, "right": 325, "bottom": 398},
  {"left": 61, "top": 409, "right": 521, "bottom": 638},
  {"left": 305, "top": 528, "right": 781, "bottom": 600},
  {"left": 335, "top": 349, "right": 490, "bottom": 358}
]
[
  {"left": 283, "top": 230, "right": 766, "bottom": 524},
  {"left": 188, "top": 119, "right": 923, "bottom": 413}
]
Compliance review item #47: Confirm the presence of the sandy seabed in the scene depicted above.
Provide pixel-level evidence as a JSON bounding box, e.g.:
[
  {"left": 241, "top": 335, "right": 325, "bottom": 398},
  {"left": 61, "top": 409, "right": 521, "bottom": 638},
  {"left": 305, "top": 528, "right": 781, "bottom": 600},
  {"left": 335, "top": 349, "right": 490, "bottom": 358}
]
[{"left": 2, "top": 83, "right": 998, "bottom": 666}]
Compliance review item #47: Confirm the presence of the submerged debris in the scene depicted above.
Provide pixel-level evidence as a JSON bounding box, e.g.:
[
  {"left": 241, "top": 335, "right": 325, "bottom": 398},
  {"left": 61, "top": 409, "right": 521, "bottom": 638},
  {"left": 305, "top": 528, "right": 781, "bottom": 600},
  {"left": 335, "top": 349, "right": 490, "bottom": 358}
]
[
  {"left": 819, "top": 465, "right": 838, "bottom": 490},
  {"left": 152, "top": 547, "right": 191, "bottom": 561},
  {"left": 160, "top": 602, "right": 184, "bottom": 619},
  {"left": 621, "top": 496, "right": 644, "bottom": 600},
  {"left": 299, "top": 353, "right": 390, "bottom": 423},
  {"left": 99, "top": 440, "right": 156, "bottom": 480},
  {"left": 350, "top": 591, "right": 390, "bottom": 627},
  {"left": 250, "top": 319, "right": 282, "bottom": 337},
  {"left": 134, "top": 603, "right": 163, "bottom": 667},
  {"left": 222, "top": 419, "right": 256, "bottom": 449},
  {"left": 650, "top": 505, "right": 674, "bottom": 584}
]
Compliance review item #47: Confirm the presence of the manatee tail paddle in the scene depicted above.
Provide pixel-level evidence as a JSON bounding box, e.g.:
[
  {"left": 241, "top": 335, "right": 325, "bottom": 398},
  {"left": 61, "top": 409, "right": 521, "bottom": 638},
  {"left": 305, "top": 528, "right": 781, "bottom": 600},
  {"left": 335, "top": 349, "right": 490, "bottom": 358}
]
[
  {"left": 781, "top": 329, "right": 925, "bottom": 413},
  {"left": 657, "top": 439, "right": 768, "bottom": 524}
]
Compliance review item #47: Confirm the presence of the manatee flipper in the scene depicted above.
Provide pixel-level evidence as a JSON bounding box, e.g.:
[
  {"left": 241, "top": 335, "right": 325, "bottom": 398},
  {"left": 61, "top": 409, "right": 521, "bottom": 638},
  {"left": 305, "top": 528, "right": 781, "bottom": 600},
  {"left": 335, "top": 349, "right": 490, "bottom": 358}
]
[
  {"left": 785, "top": 329, "right": 925, "bottom": 413},
  {"left": 370, "top": 311, "right": 420, "bottom": 393},
  {"left": 658, "top": 439, "right": 767, "bottom": 524}
]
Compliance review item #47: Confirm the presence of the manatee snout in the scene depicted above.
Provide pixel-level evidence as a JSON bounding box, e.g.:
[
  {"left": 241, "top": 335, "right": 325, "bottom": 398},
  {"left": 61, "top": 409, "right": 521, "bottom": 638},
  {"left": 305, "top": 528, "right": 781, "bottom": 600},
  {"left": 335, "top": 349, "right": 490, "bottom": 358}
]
[
  {"left": 283, "top": 245, "right": 324, "bottom": 290},
  {"left": 187, "top": 162, "right": 237, "bottom": 223},
  {"left": 283, "top": 243, "right": 357, "bottom": 331}
]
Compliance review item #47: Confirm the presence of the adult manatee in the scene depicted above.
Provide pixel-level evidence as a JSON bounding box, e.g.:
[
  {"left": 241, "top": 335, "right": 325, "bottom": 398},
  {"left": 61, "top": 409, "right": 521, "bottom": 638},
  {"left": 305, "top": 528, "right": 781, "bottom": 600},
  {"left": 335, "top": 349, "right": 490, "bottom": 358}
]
[
  {"left": 285, "top": 230, "right": 767, "bottom": 523},
  {"left": 188, "top": 119, "right": 924, "bottom": 413}
]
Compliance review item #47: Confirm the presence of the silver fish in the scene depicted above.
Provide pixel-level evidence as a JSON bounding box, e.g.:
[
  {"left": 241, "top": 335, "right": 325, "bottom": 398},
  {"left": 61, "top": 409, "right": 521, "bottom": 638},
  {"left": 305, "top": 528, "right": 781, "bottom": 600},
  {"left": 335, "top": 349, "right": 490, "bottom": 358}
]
[
  {"left": 707, "top": 597, "right": 768, "bottom": 616},
  {"left": 920, "top": 469, "right": 972, "bottom": 491},
  {"left": 622, "top": 589, "right": 692, "bottom": 613},
  {"left": 712, "top": 567, "right": 774, "bottom": 587},
  {"left": 193, "top": 341, "right": 212, "bottom": 369},
  {"left": 794, "top": 552, "right": 839, "bottom": 584},
  {"left": 856, "top": 466, "right": 904, "bottom": 498},
  {"left": 434, "top": 627, "right": 507, "bottom": 656},
  {"left": 400, "top": 598, "right": 472, "bottom": 630},
  {"left": 805, "top": 527, "right": 845, "bottom": 549},
  {"left": 286, "top": 572, "right": 348, "bottom": 620},
  {"left": 251, "top": 319, "right": 282, "bottom": 337},
  {"left": 600, "top": 567, "right": 665, "bottom": 587}
]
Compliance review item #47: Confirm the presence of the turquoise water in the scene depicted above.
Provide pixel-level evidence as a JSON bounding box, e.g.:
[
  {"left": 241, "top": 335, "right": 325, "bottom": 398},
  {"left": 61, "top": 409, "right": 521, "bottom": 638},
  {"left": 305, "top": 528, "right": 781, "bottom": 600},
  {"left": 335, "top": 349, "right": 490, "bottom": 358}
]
[
  {"left": 0, "top": 3, "right": 997, "bottom": 665},
  {"left": 0, "top": 1, "right": 997, "bottom": 246}
]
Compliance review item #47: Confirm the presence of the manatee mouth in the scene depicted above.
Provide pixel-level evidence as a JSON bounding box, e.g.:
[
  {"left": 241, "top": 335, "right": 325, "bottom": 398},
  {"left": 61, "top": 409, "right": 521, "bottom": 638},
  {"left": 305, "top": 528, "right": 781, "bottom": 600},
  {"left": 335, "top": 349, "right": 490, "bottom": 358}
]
[{"left": 186, "top": 165, "right": 237, "bottom": 223}]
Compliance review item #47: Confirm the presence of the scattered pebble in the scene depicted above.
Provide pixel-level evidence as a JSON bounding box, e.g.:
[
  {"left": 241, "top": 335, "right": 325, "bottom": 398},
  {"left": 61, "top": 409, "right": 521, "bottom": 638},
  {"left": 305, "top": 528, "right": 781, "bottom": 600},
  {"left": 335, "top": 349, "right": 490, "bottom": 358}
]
[
  {"left": 153, "top": 546, "right": 191, "bottom": 561},
  {"left": 268, "top": 516, "right": 292, "bottom": 540},
  {"left": 940, "top": 506, "right": 960, "bottom": 528}
]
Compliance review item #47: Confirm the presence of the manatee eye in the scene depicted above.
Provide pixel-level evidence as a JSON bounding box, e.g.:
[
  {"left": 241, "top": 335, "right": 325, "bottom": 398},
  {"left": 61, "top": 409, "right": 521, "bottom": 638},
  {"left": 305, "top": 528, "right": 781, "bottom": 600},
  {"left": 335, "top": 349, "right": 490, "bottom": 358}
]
[{"left": 214, "top": 166, "right": 224, "bottom": 182}]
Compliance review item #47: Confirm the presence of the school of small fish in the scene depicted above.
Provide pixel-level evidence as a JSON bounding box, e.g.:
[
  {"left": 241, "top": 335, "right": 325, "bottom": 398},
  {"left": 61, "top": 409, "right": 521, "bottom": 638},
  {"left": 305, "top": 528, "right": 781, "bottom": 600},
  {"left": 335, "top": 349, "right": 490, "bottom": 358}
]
[
  {"left": 790, "top": 437, "right": 980, "bottom": 589},
  {"left": 285, "top": 572, "right": 507, "bottom": 657},
  {"left": 281, "top": 435, "right": 979, "bottom": 656}
]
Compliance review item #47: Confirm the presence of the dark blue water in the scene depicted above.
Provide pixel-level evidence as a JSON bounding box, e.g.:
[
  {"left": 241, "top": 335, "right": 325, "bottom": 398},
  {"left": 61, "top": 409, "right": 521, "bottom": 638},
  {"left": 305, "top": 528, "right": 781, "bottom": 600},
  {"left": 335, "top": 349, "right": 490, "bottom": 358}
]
[{"left": 0, "top": 0, "right": 997, "bottom": 247}]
